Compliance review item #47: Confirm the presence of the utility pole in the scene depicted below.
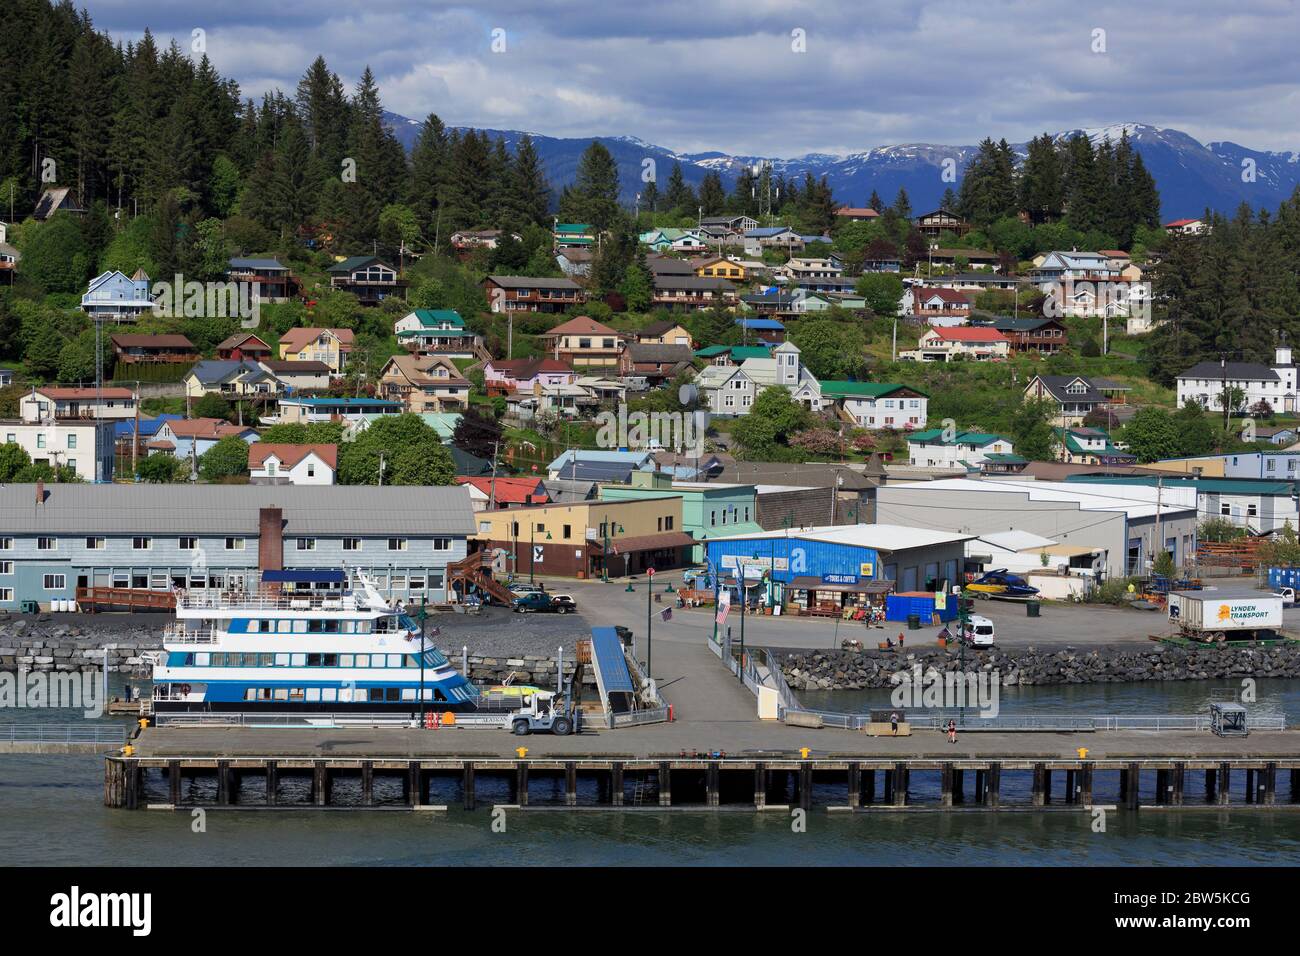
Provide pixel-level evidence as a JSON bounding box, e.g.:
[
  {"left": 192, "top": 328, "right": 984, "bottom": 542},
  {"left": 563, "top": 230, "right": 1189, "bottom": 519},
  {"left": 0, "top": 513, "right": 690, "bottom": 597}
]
[
  {"left": 646, "top": 567, "right": 655, "bottom": 678},
  {"left": 1155, "top": 476, "right": 1164, "bottom": 570},
  {"left": 417, "top": 597, "right": 427, "bottom": 727},
  {"left": 487, "top": 440, "right": 500, "bottom": 510},
  {"left": 1221, "top": 355, "right": 1231, "bottom": 434}
]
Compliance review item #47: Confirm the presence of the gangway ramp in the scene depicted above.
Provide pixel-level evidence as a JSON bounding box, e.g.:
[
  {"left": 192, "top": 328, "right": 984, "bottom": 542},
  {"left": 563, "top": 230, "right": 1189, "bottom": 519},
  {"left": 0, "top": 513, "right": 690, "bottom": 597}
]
[{"left": 590, "top": 626, "right": 636, "bottom": 715}]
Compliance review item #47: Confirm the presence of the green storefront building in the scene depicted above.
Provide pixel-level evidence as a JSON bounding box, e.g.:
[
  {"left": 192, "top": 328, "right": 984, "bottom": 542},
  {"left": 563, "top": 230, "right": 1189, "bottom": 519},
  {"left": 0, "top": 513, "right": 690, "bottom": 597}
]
[{"left": 599, "top": 473, "right": 765, "bottom": 562}]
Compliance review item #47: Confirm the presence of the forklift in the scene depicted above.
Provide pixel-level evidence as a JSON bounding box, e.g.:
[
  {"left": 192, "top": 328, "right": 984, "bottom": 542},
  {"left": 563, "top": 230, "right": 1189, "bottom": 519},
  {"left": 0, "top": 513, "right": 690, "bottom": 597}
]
[{"left": 507, "top": 660, "right": 585, "bottom": 736}]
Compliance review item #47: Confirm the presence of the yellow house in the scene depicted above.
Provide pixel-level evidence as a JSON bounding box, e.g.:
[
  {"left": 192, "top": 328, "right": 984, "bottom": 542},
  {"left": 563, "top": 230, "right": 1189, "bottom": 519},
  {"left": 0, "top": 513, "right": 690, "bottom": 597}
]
[
  {"left": 635, "top": 320, "right": 694, "bottom": 348},
  {"left": 277, "top": 328, "right": 354, "bottom": 373},
  {"left": 693, "top": 256, "right": 747, "bottom": 281},
  {"left": 1140, "top": 456, "right": 1229, "bottom": 477},
  {"left": 472, "top": 497, "right": 691, "bottom": 578}
]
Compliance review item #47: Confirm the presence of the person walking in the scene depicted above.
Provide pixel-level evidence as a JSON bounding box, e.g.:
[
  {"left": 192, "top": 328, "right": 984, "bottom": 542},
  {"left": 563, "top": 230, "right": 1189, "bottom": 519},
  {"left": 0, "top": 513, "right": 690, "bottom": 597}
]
[
  {"left": 947, "top": 718, "right": 958, "bottom": 744},
  {"left": 890, "top": 711, "right": 900, "bottom": 736}
]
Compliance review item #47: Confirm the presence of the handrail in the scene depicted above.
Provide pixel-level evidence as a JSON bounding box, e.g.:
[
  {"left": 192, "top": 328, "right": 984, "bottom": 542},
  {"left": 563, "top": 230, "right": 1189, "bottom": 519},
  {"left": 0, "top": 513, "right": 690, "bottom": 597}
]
[{"left": 2, "top": 724, "right": 130, "bottom": 744}]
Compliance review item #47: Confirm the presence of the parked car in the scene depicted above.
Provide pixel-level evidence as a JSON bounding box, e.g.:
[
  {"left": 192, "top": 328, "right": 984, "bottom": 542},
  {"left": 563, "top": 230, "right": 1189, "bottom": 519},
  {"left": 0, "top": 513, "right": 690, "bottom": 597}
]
[
  {"left": 549, "top": 594, "right": 577, "bottom": 613},
  {"left": 962, "top": 614, "right": 996, "bottom": 647},
  {"left": 511, "top": 591, "right": 572, "bottom": 614},
  {"left": 508, "top": 582, "right": 545, "bottom": 595}
]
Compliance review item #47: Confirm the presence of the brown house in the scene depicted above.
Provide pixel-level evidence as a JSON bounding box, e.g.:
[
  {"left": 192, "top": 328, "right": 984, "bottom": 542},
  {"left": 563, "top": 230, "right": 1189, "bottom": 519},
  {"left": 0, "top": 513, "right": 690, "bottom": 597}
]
[
  {"left": 914, "top": 208, "right": 971, "bottom": 238},
  {"left": 619, "top": 343, "right": 695, "bottom": 385},
  {"left": 484, "top": 275, "right": 584, "bottom": 314},
  {"left": 110, "top": 333, "right": 199, "bottom": 365},
  {"left": 377, "top": 354, "right": 471, "bottom": 413},
  {"left": 989, "top": 317, "right": 1068, "bottom": 354},
  {"left": 537, "top": 316, "right": 624, "bottom": 369}
]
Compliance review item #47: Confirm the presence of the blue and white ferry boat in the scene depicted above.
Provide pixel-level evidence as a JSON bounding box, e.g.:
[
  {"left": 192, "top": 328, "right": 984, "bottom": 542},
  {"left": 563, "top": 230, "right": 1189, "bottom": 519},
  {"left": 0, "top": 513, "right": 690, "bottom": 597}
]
[{"left": 151, "top": 569, "right": 479, "bottom": 713}]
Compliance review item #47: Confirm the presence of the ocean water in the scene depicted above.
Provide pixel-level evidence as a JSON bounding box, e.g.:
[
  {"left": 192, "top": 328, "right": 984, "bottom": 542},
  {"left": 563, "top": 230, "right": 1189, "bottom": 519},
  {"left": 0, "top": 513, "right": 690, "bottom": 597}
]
[{"left": 5, "top": 676, "right": 1300, "bottom": 866}]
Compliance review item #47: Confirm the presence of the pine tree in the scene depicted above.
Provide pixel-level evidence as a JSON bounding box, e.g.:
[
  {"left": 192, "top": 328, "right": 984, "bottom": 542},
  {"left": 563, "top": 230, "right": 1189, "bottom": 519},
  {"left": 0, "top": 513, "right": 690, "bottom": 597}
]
[
  {"left": 507, "top": 134, "right": 550, "bottom": 226},
  {"left": 569, "top": 140, "right": 620, "bottom": 231},
  {"left": 698, "top": 171, "right": 726, "bottom": 216},
  {"left": 664, "top": 161, "right": 695, "bottom": 215},
  {"left": 407, "top": 112, "right": 447, "bottom": 237}
]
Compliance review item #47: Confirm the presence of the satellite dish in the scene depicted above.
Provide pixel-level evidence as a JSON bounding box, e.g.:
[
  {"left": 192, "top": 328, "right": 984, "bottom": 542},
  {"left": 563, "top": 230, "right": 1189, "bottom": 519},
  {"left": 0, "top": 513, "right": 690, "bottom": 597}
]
[{"left": 678, "top": 383, "right": 698, "bottom": 406}]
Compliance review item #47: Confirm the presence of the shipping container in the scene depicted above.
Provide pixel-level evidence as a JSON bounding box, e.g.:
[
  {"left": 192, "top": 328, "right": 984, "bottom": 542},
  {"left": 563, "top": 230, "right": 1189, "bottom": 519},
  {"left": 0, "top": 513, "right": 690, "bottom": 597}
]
[
  {"left": 1167, "top": 590, "right": 1284, "bottom": 632},
  {"left": 885, "top": 591, "right": 958, "bottom": 624}
]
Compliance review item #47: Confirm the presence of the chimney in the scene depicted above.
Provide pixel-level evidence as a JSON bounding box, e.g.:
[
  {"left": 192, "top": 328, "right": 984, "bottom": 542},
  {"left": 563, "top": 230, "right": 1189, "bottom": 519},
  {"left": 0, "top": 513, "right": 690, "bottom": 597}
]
[
  {"left": 36, "top": 480, "right": 45, "bottom": 505},
  {"left": 258, "top": 506, "right": 283, "bottom": 577}
]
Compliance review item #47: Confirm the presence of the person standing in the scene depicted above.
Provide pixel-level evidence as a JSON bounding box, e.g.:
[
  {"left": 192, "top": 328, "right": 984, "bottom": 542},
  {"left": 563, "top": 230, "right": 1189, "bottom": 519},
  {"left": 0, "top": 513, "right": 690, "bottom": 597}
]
[
  {"left": 947, "top": 718, "right": 957, "bottom": 744},
  {"left": 890, "top": 711, "right": 900, "bottom": 736}
]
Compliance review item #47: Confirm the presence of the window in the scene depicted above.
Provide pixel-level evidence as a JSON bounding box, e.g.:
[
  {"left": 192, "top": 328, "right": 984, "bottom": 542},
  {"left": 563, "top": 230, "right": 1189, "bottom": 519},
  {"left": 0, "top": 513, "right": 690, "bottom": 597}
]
[
  {"left": 665, "top": 516, "right": 674, "bottom": 530},
  {"left": 0, "top": 588, "right": 12, "bottom": 602},
  {"left": 343, "top": 537, "right": 362, "bottom": 551},
  {"left": 0, "top": 538, "right": 10, "bottom": 551},
  {"left": 389, "top": 538, "right": 408, "bottom": 551},
  {"left": 36, "top": 435, "right": 46, "bottom": 449},
  {"left": 67, "top": 433, "right": 77, "bottom": 449},
  {"left": 562, "top": 524, "right": 571, "bottom": 540},
  {"left": 433, "top": 537, "right": 450, "bottom": 551},
  {"left": 38, "top": 537, "right": 56, "bottom": 551},
  {"left": 85, "top": 537, "right": 105, "bottom": 550},
  {"left": 0, "top": 561, "right": 12, "bottom": 575},
  {"left": 179, "top": 537, "right": 198, "bottom": 550},
  {"left": 296, "top": 538, "right": 316, "bottom": 551},
  {"left": 43, "top": 574, "right": 66, "bottom": 590},
  {"left": 225, "top": 537, "right": 245, "bottom": 550},
  {"left": 132, "top": 536, "right": 152, "bottom": 550}
]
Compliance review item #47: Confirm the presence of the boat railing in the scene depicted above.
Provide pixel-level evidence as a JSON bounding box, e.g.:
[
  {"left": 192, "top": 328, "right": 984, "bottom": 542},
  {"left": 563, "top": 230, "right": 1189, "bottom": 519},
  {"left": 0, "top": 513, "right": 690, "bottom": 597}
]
[
  {"left": 175, "top": 589, "right": 366, "bottom": 612},
  {"left": 161, "top": 622, "right": 219, "bottom": 644}
]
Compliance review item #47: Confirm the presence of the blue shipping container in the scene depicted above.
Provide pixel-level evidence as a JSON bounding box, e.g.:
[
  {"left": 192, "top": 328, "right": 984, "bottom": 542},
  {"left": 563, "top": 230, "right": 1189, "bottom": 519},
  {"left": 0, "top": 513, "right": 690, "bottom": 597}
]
[
  {"left": 1267, "top": 567, "right": 1300, "bottom": 590},
  {"left": 885, "top": 593, "right": 957, "bottom": 624}
]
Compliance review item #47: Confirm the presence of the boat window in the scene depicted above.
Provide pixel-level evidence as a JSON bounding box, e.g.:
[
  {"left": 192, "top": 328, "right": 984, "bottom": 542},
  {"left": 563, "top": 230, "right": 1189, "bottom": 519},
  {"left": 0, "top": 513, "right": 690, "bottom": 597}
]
[
  {"left": 307, "top": 654, "right": 322, "bottom": 666},
  {"left": 354, "top": 654, "right": 369, "bottom": 668},
  {"left": 385, "top": 688, "right": 400, "bottom": 702},
  {"left": 387, "top": 654, "right": 401, "bottom": 668},
  {"left": 340, "top": 655, "right": 354, "bottom": 667},
  {"left": 277, "top": 620, "right": 292, "bottom": 633},
  {"left": 339, "top": 687, "right": 353, "bottom": 702},
  {"left": 434, "top": 689, "right": 447, "bottom": 702},
  {"left": 405, "top": 655, "right": 420, "bottom": 668},
  {"left": 289, "top": 688, "right": 305, "bottom": 700},
  {"left": 273, "top": 688, "right": 289, "bottom": 701},
  {"left": 323, "top": 654, "right": 337, "bottom": 667},
  {"left": 246, "top": 620, "right": 260, "bottom": 633},
  {"left": 401, "top": 688, "right": 416, "bottom": 701},
  {"left": 368, "top": 688, "right": 384, "bottom": 702},
  {"left": 306, "top": 688, "right": 321, "bottom": 702},
  {"left": 291, "top": 653, "right": 306, "bottom": 666},
  {"left": 308, "top": 620, "right": 324, "bottom": 633},
  {"left": 371, "top": 655, "right": 385, "bottom": 668},
  {"left": 322, "top": 688, "right": 337, "bottom": 702},
  {"left": 244, "top": 689, "right": 258, "bottom": 701},
  {"left": 195, "top": 653, "right": 210, "bottom": 666},
  {"left": 275, "top": 653, "right": 289, "bottom": 666},
  {"left": 259, "top": 654, "right": 273, "bottom": 666},
  {"left": 294, "top": 621, "right": 308, "bottom": 633}
]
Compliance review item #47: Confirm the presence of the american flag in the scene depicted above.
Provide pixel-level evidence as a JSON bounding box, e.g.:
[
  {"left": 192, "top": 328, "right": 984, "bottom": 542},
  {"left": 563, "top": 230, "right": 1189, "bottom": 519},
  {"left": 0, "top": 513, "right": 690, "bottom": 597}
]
[{"left": 716, "top": 589, "right": 731, "bottom": 626}]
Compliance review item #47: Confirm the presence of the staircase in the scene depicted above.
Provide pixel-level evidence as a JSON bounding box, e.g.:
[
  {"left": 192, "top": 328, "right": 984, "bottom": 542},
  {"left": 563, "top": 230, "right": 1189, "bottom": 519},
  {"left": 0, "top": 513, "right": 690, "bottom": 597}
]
[{"left": 446, "top": 551, "right": 515, "bottom": 606}]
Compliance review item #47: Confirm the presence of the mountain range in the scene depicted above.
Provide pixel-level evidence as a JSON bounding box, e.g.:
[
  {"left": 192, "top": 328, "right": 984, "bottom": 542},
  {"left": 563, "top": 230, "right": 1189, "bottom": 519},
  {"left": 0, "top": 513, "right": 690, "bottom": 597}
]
[{"left": 382, "top": 116, "right": 1300, "bottom": 220}]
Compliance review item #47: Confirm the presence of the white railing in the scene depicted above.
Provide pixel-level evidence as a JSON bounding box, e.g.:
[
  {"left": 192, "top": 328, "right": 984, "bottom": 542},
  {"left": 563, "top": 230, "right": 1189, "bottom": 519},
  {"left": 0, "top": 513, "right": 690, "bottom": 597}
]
[
  {"left": 175, "top": 589, "right": 363, "bottom": 612},
  {"left": 162, "top": 623, "right": 218, "bottom": 644},
  {"left": 1, "top": 723, "right": 129, "bottom": 744}
]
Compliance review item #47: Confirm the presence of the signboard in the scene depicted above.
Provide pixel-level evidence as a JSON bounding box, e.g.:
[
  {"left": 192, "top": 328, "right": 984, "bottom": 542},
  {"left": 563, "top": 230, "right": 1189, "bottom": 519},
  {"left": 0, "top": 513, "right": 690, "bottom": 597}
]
[
  {"left": 660, "top": 607, "right": 672, "bottom": 623},
  {"left": 821, "top": 573, "right": 859, "bottom": 586},
  {"left": 532, "top": 546, "right": 544, "bottom": 563},
  {"left": 934, "top": 591, "right": 947, "bottom": 610},
  {"left": 720, "top": 554, "right": 789, "bottom": 572},
  {"left": 859, "top": 562, "right": 875, "bottom": 577}
]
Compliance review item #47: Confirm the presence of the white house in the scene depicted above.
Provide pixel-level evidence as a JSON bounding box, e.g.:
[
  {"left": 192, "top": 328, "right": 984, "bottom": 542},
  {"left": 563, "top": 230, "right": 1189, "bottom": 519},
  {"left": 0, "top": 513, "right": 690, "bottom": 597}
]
[
  {"left": 900, "top": 327, "right": 1011, "bottom": 362},
  {"left": 819, "top": 381, "right": 929, "bottom": 430},
  {"left": 1165, "top": 218, "right": 1208, "bottom": 236},
  {"left": 20, "top": 386, "right": 138, "bottom": 422},
  {"left": 1175, "top": 347, "right": 1298, "bottom": 415},
  {"left": 247, "top": 443, "right": 337, "bottom": 485},
  {"left": 0, "top": 418, "right": 115, "bottom": 481},
  {"left": 695, "top": 341, "right": 823, "bottom": 416},
  {"left": 907, "top": 429, "right": 1015, "bottom": 468}
]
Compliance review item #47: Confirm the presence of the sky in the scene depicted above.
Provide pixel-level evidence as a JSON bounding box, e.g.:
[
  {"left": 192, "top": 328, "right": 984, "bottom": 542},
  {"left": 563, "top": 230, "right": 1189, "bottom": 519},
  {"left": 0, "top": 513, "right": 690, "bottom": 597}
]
[{"left": 81, "top": 0, "right": 1300, "bottom": 158}]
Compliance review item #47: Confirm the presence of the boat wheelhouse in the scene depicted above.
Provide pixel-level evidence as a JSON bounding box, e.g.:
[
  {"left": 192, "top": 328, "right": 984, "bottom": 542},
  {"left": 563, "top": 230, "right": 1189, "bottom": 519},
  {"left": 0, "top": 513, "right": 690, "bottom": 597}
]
[{"left": 151, "top": 568, "right": 479, "bottom": 713}]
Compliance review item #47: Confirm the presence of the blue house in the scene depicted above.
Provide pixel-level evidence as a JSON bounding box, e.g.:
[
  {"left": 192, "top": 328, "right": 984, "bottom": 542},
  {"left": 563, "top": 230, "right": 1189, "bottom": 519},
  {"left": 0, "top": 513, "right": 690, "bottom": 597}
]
[
  {"left": 82, "top": 269, "right": 154, "bottom": 322},
  {"left": 546, "top": 449, "right": 656, "bottom": 480},
  {"left": 735, "top": 316, "right": 786, "bottom": 343}
]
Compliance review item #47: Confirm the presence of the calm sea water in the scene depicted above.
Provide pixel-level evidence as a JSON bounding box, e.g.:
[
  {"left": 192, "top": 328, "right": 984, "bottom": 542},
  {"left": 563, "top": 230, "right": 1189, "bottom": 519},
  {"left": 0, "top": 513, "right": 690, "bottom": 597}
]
[{"left": 5, "top": 677, "right": 1300, "bottom": 865}]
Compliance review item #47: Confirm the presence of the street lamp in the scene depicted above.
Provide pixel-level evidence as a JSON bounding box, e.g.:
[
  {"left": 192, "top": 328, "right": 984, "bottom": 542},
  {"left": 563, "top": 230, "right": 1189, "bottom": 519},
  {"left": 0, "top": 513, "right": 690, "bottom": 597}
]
[{"left": 646, "top": 567, "right": 656, "bottom": 678}]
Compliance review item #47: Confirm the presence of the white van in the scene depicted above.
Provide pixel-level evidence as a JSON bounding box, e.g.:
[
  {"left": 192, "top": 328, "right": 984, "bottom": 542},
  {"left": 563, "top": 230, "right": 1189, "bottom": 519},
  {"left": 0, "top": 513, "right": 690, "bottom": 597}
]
[{"left": 964, "top": 615, "right": 996, "bottom": 647}]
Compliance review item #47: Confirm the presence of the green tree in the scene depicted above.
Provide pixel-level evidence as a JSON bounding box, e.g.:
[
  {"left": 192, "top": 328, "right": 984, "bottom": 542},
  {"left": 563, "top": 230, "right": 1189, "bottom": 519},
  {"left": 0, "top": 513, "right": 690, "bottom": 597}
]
[
  {"left": 191, "top": 393, "right": 232, "bottom": 420},
  {"left": 566, "top": 141, "right": 621, "bottom": 232},
  {"left": 451, "top": 406, "right": 503, "bottom": 461},
  {"left": 1009, "top": 399, "right": 1057, "bottom": 461},
  {"left": 856, "top": 272, "right": 904, "bottom": 317},
  {"left": 730, "top": 388, "right": 811, "bottom": 460},
  {"left": 0, "top": 442, "right": 33, "bottom": 481},
  {"left": 198, "top": 435, "right": 251, "bottom": 481},
  {"left": 1121, "top": 407, "right": 1183, "bottom": 463},
  {"left": 136, "top": 453, "right": 187, "bottom": 482},
  {"left": 19, "top": 213, "right": 91, "bottom": 293},
  {"left": 338, "top": 414, "right": 455, "bottom": 485},
  {"left": 788, "top": 319, "right": 867, "bottom": 380}
]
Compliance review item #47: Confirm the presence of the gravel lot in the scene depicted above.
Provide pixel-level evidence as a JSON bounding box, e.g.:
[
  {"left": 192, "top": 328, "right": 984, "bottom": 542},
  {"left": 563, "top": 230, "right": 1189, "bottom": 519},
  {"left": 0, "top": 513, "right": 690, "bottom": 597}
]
[{"left": 425, "top": 604, "right": 592, "bottom": 658}]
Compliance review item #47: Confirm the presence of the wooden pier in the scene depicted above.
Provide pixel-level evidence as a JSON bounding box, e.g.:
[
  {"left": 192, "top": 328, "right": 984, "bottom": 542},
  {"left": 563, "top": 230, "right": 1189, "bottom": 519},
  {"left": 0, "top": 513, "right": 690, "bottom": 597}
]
[{"left": 104, "top": 752, "right": 1300, "bottom": 812}]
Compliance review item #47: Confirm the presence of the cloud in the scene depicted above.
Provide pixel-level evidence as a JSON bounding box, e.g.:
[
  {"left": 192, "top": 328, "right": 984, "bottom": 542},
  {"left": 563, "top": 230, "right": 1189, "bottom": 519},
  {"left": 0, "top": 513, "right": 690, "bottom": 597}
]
[{"left": 81, "top": 0, "right": 1300, "bottom": 155}]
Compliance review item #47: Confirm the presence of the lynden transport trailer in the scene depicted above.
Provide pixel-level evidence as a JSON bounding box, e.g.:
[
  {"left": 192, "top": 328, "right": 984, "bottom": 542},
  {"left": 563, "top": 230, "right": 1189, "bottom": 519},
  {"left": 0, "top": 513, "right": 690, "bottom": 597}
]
[{"left": 1167, "top": 590, "right": 1285, "bottom": 642}]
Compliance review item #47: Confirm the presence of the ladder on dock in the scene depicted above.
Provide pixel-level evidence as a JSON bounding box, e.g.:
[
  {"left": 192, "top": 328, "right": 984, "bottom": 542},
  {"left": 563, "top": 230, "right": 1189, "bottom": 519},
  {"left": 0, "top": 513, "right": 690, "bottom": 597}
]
[{"left": 631, "top": 773, "right": 648, "bottom": 807}]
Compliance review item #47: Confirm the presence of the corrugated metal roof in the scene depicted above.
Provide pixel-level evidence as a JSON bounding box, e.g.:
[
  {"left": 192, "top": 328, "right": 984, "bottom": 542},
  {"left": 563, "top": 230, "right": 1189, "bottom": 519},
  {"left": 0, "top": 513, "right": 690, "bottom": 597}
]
[
  {"left": 0, "top": 484, "right": 476, "bottom": 535},
  {"left": 590, "top": 626, "right": 634, "bottom": 695}
]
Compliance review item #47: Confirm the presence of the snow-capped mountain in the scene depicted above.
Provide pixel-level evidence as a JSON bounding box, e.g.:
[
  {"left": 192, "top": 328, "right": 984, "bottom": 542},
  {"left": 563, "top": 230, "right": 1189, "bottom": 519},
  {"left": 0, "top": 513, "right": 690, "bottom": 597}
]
[{"left": 381, "top": 114, "right": 1299, "bottom": 219}]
